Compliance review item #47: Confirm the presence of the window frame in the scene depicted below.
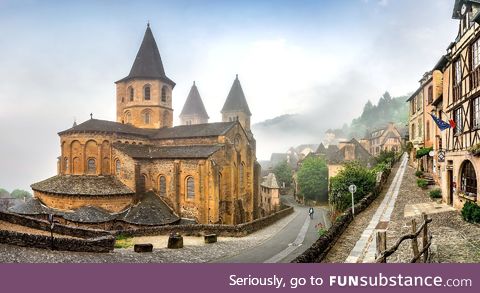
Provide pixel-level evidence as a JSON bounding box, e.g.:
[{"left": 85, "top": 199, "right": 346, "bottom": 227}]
[
  {"left": 87, "top": 158, "right": 96, "bottom": 174},
  {"left": 186, "top": 176, "right": 195, "bottom": 199},
  {"left": 144, "top": 85, "right": 151, "bottom": 101},
  {"left": 461, "top": 160, "right": 477, "bottom": 197}
]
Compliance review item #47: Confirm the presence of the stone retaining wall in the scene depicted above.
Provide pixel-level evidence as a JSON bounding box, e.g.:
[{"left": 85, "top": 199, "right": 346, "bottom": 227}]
[
  {"left": 0, "top": 230, "right": 114, "bottom": 253},
  {"left": 113, "top": 206, "right": 294, "bottom": 237},
  {"left": 292, "top": 159, "right": 396, "bottom": 263}
]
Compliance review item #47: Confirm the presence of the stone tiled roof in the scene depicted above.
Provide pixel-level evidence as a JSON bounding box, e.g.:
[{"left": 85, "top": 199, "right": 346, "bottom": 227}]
[
  {"left": 180, "top": 82, "right": 209, "bottom": 119},
  {"left": 316, "top": 143, "right": 327, "bottom": 154},
  {"left": 59, "top": 119, "right": 236, "bottom": 140},
  {"left": 121, "top": 192, "right": 180, "bottom": 226},
  {"left": 221, "top": 75, "right": 251, "bottom": 116},
  {"left": 113, "top": 143, "right": 222, "bottom": 159},
  {"left": 328, "top": 138, "right": 374, "bottom": 165},
  {"left": 116, "top": 25, "right": 175, "bottom": 86},
  {"left": 31, "top": 175, "right": 135, "bottom": 196},
  {"left": 261, "top": 173, "right": 279, "bottom": 189},
  {"left": 152, "top": 122, "right": 235, "bottom": 139},
  {"left": 8, "top": 198, "right": 52, "bottom": 215},
  {"left": 58, "top": 119, "right": 156, "bottom": 137},
  {"left": 62, "top": 206, "right": 117, "bottom": 223}
]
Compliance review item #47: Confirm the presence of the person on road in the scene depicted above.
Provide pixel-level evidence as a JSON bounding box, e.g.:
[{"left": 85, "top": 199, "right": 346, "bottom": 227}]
[{"left": 308, "top": 207, "right": 314, "bottom": 219}]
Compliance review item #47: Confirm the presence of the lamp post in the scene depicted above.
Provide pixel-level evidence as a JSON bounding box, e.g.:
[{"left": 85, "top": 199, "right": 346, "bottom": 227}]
[
  {"left": 48, "top": 214, "right": 55, "bottom": 250},
  {"left": 348, "top": 184, "right": 357, "bottom": 217}
]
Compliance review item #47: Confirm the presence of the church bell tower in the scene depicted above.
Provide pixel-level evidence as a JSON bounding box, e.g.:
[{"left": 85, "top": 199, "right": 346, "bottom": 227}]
[{"left": 115, "top": 24, "right": 176, "bottom": 129}]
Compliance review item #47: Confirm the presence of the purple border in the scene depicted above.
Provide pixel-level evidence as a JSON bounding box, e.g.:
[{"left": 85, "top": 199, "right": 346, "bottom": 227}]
[{"left": 0, "top": 264, "right": 478, "bottom": 293}]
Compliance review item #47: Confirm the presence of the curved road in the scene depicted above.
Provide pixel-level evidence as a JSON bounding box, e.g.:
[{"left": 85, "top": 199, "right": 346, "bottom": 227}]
[{"left": 215, "top": 196, "right": 330, "bottom": 263}]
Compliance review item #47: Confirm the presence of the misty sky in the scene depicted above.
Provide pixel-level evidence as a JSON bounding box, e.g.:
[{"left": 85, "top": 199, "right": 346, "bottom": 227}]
[{"left": 0, "top": 0, "right": 459, "bottom": 192}]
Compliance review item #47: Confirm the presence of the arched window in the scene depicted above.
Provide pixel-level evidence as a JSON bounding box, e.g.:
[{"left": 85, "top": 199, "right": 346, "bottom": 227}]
[
  {"left": 64, "top": 157, "right": 69, "bottom": 172},
  {"left": 161, "top": 86, "right": 167, "bottom": 102},
  {"left": 124, "top": 111, "right": 131, "bottom": 124},
  {"left": 411, "top": 123, "right": 416, "bottom": 138},
  {"left": 144, "top": 85, "right": 151, "bottom": 100},
  {"left": 115, "top": 159, "right": 121, "bottom": 175},
  {"left": 186, "top": 177, "right": 195, "bottom": 199},
  {"left": 128, "top": 86, "right": 134, "bottom": 101},
  {"left": 159, "top": 176, "right": 166, "bottom": 197},
  {"left": 461, "top": 160, "right": 477, "bottom": 196},
  {"left": 143, "top": 110, "right": 151, "bottom": 124},
  {"left": 87, "top": 158, "right": 96, "bottom": 174},
  {"left": 239, "top": 162, "right": 244, "bottom": 188}
]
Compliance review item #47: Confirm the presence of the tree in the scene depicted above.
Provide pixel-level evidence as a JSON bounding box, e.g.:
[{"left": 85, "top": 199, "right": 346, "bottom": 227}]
[
  {"left": 273, "top": 160, "right": 293, "bottom": 188},
  {"left": 329, "top": 161, "right": 376, "bottom": 212},
  {"left": 10, "top": 189, "right": 32, "bottom": 199},
  {"left": 296, "top": 156, "right": 328, "bottom": 202},
  {"left": 0, "top": 188, "right": 10, "bottom": 198}
]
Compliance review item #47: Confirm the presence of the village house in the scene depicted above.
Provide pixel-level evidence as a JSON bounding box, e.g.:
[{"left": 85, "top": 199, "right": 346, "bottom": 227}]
[
  {"left": 407, "top": 0, "right": 480, "bottom": 210},
  {"left": 11, "top": 24, "right": 261, "bottom": 227},
  {"left": 259, "top": 173, "right": 280, "bottom": 217},
  {"left": 360, "top": 122, "right": 404, "bottom": 157}
]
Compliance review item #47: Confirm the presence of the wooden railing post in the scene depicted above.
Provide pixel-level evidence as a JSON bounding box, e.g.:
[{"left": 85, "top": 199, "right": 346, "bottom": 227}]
[
  {"left": 422, "top": 213, "right": 429, "bottom": 262},
  {"left": 376, "top": 231, "right": 387, "bottom": 263},
  {"left": 411, "top": 219, "right": 419, "bottom": 263}
]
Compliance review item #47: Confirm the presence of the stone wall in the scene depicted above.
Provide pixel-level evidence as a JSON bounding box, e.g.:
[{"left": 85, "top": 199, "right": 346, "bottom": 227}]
[
  {"left": 0, "top": 230, "right": 114, "bottom": 253},
  {"left": 292, "top": 160, "right": 394, "bottom": 263},
  {"left": 112, "top": 206, "right": 294, "bottom": 237}
]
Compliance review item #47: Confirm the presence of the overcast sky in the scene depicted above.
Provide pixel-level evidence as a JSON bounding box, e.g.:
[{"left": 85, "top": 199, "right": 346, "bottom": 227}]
[{"left": 0, "top": 0, "right": 459, "bottom": 192}]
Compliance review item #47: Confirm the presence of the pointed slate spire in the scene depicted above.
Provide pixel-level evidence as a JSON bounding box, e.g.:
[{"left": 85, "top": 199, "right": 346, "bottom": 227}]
[
  {"left": 117, "top": 24, "right": 175, "bottom": 86},
  {"left": 221, "top": 74, "right": 251, "bottom": 116},
  {"left": 180, "top": 81, "right": 209, "bottom": 119}
]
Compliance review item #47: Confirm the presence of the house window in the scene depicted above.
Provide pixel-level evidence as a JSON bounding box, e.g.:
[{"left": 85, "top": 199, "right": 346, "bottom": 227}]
[
  {"left": 461, "top": 160, "right": 477, "bottom": 197},
  {"left": 159, "top": 176, "right": 166, "bottom": 197},
  {"left": 427, "top": 86, "right": 433, "bottom": 104},
  {"left": 128, "top": 86, "right": 134, "bottom": 101},
  {"left": 454, "top": 107, "right": 463, "bottom": 135},
  {"left": 161, "top": 86, "right": 167, "bottom": 102},
  {"left": 411, "top": 99, "right": 416, "bottom": 114},
  {"left": 186, "top": 177, "right": 195, "bottom": 199},
  {"left": 473, "top": 38, "right": 480, "bottom": 70},
  {"left": 87, "top": 158, "right": 96, "bottom": 174},
  {"left": 473, "top": 97, "right": 480, "bottom": 129},
  {"left": 64, "top": 157, "right": 69, "bottom": 172},
  {"left": 115, "top": 159, "right": 121, "bottom": 175},
  {"left": 144, "top": 85, "right": 151, "bottom": 100},
  {"left": 418, "top": 119, "right": 422, "bottom": 137}
]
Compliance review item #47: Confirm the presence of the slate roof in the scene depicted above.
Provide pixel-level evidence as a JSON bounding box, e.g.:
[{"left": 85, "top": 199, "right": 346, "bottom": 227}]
[
  {"left": 116, "top": 25, "right": 175, "bottom": 86},
  {"left": 316, "top": 143, "right": 327, "bottom": 154},
  {"left": 59, "top": 119, "right": 236, "bottom": 140},
  {"left": 113, "top": 143, "right": 222, "bottom": 159},
  {"left": 121, "top": 192, "right": 180, "bottom": 226},
  {"left": 180, "top": 82, "right": 209, "bottom": 119},
  {"left": 62, "top": 206, "right": 117, "bottom": 223},
  {"left": 58, "top": 119, "right": 156, "bottom": 137},
  {"left": 152, "top": 122, "right": 235, "bottom": 139},
  {"left": 31, "top": 175, "right": 135, "bottom": 196},
  {"left": 328, "top": 138, "right": 374, "bottom": 165},
  {"left": 8, "top": 198, "right": 52, "bottom": 215},
  {"left": 261, "top": 173, "right": 279, "bottom": 189},
  {"left": 221, "top": 75, "right": 251, "bottom": 116}
]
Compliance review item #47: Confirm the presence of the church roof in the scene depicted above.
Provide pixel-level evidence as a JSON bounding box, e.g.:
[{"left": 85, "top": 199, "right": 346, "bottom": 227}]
[
  {"left": 113, "top": 143, "right": 222, "bottom": 159},
  {"left": 116, "top": 24, "right": 175, "bottom": 86},
  {"left": 180, "top": 82, "right": 209, "bottom": 119},
  {"left": 221, "top": 75, "right": 251, "bottom": 116},
  {"left": 120, "top": 192, "right": 180, "bottom": 226},
  {"left": 59, "top": 119, "right": 236, "bottom": 140},
  {"left": 9, "top": 198, "right": 52, "bottom": 215},
  {"left": 31, "top": 175, "right": 135, "bottom": 196},
  {"left": 62, "top": 206, "right": 117, "bottom": 223}
]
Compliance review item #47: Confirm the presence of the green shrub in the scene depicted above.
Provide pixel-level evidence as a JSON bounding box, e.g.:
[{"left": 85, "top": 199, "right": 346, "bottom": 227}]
[
  {"left": 461, "top": 201, "right": 480, "bottom": 223},
  {"left": 114, "top": 235, "right": 134, "bottom": 249},
  {"left": 329, "top": 161, "right": 376, "bottom": 212},
  {"left": 415, "top": 170, "right": 423, "bottom": 177},
  {"left": 429, "top": 189, "right": 442, "bottom": 199},
  {"left": 417, "top": 179, "right": 428, "bottom": 189}
]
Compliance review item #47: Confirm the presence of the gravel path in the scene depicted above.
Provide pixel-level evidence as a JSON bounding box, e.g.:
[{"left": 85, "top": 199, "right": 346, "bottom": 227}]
[{"left": 0, "top": 207, "right": 298, "bottom": 263}]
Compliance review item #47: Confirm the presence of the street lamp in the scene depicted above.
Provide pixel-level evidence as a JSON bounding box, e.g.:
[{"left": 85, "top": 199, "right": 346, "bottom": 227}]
[{"left": 349, "top": 184, "right": 357, "bottom": 217}]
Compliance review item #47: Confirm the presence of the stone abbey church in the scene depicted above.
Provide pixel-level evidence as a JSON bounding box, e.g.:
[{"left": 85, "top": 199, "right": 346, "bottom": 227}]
[{"left": 18, "top": 25, "right": 261, "bottom": 226}]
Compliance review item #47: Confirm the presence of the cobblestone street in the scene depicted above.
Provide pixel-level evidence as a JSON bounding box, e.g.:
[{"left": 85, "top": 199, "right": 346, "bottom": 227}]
[{"left": 324, "top": 158, "right": 480, "bottom": 263}]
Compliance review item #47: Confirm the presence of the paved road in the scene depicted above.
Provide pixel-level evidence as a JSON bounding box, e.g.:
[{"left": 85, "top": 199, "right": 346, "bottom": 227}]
[{"left": 215, "top": 195, "right": 330, "bottom": 263}]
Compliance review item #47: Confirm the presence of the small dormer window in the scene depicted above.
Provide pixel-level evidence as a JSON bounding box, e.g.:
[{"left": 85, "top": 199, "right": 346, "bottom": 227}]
[{"left": 144, "top": 85, "right": 151, "bottom": 100}]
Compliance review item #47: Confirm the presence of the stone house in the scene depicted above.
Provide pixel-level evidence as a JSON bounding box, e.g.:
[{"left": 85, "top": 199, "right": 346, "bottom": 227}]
[
  {"left": 361, "top": 122, "right": 404, "bottom": 157},
  {"left": 259, "top": 173, "right": 280, "bottom": 216},
  {"left": 15, "top": 24, "right": 261, "bottom": 226}
]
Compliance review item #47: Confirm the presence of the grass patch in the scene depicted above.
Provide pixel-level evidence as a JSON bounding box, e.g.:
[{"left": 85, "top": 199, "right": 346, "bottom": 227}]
[{"left": 114, "top": 234, "right": 134, "bottom": 249}]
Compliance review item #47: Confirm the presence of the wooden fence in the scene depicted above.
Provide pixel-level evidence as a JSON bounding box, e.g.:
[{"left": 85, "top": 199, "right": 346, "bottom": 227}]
[{"left": 375, "top": 213, "right": 432, "bottom": 263}]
